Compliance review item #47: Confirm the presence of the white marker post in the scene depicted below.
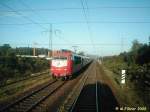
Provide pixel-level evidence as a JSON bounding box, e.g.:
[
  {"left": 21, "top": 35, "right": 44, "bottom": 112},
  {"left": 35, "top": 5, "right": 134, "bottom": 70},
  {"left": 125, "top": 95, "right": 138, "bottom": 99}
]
[{"left": 121, "top": 70, "right": 126, "bottom": 85}]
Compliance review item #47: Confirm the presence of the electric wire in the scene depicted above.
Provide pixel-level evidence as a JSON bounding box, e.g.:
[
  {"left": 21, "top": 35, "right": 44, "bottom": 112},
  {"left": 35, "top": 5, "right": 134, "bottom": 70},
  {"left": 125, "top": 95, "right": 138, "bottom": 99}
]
[
  {"left": 1, "top": 21, "right": 150, "bottom": 26},
  {"left": 1, "top": 6, "right": 150, "bottom": 12},
  {"left": 80, "top": 0, "right": 101, "bottom": 54},
  {"left": 19, "top": 0, "right": 47, "bottom": 23},
  {"left": 17, "top": 1, "right": 72, "bottom": 49},
  {"left": 0, "top": 2, "right": 48, "bottom": 30}
]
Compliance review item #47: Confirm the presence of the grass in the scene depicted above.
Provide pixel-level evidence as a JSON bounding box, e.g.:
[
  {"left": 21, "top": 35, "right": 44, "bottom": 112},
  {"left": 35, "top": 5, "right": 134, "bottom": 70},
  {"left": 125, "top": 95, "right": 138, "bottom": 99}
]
[
  {"left": 0, "top": 72, "right": 52, "bottom": 104},
  {"left": 102, "top": 65, "right": 146, "bottom": 108},
  {"left": 0, "top": 70, "right": 49, "bottom": 87}
]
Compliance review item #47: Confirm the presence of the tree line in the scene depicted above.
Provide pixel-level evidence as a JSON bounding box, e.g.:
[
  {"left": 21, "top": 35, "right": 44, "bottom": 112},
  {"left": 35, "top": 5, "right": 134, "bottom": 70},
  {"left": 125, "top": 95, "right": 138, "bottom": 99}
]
[
  {"left": 103, "top": 40, "right": 150, "bottom": 88},
  {"left": 102, "top": 39, "right": 150, "bottom": 105},
  {"left": 0, "top": 44, "right": 49, "bottom": 85}
]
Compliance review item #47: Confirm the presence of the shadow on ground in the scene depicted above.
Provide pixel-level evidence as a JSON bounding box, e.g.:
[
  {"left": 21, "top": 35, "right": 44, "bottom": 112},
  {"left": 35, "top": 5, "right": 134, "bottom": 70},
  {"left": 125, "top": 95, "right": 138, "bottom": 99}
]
[
  {"left": 98, "top": 82, "right": 119, "bottom": 112},
  {"left": 72, "top": 82, "right": 119, "bottom": 112}
]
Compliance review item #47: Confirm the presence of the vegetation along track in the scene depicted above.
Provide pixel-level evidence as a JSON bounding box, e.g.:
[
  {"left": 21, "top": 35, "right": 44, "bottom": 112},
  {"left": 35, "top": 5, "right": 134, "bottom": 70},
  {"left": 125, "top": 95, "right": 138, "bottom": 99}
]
[
  {"left": 59, "top": 61, "right": 100, "bottom": 112},
  {"left": 0, "top": 79, "right": 66, "bottom": 112},
  {"left": 0, "top": 71, "right": 49, "bottom": 88}
]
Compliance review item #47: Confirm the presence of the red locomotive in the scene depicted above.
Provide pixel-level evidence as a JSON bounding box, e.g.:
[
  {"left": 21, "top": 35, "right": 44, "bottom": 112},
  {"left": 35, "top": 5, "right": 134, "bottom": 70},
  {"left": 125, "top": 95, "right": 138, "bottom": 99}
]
[{"left": 50, "top": 50, "right": 90, "bottom": 80}]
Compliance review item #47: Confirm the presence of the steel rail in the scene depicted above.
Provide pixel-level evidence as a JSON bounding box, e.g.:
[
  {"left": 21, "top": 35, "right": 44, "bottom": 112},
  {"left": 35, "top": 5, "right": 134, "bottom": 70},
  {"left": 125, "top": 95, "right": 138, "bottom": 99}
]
[
  {"left": 95, "top": 63, "right": 99, "bottom": 112},
  {"left": 69, "top": 63, "right": 94, "bottom": 112},
  {"left": 25, "top": 81, "right": 66, "bottom": 112},
  {"left": 57, "top": 62, "right": 92, "bottom": 112},
  {"left": 0, "top": 71, "right": 49, "bottom": 88},
  {"left": 0, "top": 79, "right": 57, "bottom": 112},
  {"left": 69, "top": 61, "right": 100, "bottom": 112},
  {"left": 69, "top": 73, "right": 89, "bottom": 112}
]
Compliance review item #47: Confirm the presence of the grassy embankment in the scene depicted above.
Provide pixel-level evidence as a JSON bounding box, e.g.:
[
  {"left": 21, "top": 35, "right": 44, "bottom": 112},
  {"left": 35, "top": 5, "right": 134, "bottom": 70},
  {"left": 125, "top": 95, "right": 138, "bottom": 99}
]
[
  {"left": 102, "top": 57, "right": 149, "bottom": 111},
  {"left": 0, "top": 72, "right": 51, "bottom": 104}
]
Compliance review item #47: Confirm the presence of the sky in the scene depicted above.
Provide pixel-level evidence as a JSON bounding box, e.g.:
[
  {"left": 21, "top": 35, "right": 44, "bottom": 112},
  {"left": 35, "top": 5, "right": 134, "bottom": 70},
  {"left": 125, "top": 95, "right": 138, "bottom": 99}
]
[{"left": 0, "top": 0, "right": 150, "bottom": 56}]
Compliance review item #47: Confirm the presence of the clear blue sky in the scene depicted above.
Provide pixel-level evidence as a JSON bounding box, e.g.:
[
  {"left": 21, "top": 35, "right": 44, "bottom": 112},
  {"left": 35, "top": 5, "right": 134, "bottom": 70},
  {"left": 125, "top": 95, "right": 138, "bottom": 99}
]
[{"left": 0, "top": 0, "right": 150, "bottom": 56}]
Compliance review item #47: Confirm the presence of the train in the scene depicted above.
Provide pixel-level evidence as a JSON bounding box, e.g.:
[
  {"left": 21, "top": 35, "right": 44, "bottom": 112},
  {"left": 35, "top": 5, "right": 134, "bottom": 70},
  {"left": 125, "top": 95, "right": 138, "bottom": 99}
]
[{"left": 50, "top": 50, "right": 91, "bottom": 80}]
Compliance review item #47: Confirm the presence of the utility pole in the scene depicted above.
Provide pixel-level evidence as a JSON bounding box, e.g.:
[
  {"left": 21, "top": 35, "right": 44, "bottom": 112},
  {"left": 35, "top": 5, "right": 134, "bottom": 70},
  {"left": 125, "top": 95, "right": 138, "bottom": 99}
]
[
  {"left": 121, "top": 37, "right": 126, "bottom": 53},
  {"left": 44, "top": 24, "right": 53, "bottom": 57},
  {"left": 121, "top": 37, "right": 124, "bottom": 53},
  {"left": 33, "top": 47, "right": 35, "bottom": 56},
  {"left": 28, "top": 44, "right": 30, "bottom": 55},
  {"left": 33, "top": 42, "right": 38, "bottom": 56},
  {"left": 49, "top": 24, "right": 52, "bottom": 57},
  {"left": 148, "top": 36, "right": 150, "bottom": 46},
  {"left": 72, "top": 46, "right": 78, "bottom": 53},
  {"left": 43, "top": 24, "right": 53, "bottom": 57}
]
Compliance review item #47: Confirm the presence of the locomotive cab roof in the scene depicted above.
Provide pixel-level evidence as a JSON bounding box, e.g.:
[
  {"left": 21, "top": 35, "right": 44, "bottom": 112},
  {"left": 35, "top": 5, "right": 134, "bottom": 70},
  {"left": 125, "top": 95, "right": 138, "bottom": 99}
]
[{"left": 52, "top": 50, "right": 90, "bottom": 59}]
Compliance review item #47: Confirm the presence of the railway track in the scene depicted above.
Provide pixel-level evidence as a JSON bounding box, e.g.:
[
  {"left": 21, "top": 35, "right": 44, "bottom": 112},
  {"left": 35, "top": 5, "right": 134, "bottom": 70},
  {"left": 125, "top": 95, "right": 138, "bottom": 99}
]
[
  {"left": 71, "top": 81, "right": 99, "bottom": 112},
  {"left": 0, "top": 79, "right": 65, "bottom": 112},
  {"left": 70, "top": 62, "right": 100, "bottom": 112},
  {"left": 58, "top": 62, "right": 100, "bottom": 112},
  {"left": 0, "top": 71, "right": 49, "bottom": 88}
]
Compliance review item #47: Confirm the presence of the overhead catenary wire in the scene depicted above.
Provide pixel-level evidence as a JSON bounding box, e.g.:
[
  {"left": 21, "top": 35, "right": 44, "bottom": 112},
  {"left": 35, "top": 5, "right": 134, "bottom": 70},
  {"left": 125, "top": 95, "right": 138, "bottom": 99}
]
[
  {"left": 1, "top": 2, "right": 150, "bottom": 25},
  {"left": 0, "top": 2, "right": 149, "bottom": 25},
  {"left": 0, "top": 2, "right": 48, "bottom": 30},
  {"left": 19, "top": 0, "right": 73, "bottom": 49},
  {"left": 1, "top": 4, "right": 149, "bottom": 25},
  {"left": 1, "top": 21, "right": 150, "bottom": 26},
  {"left": 80, "top": 0, "right": 96, "bottom": 52},
  {"left": 19, "top": 0, "right": 52, "bottom": 52},
  {"left": 1, "top": 6, "right": 150, "bottom": 12},
  {"left": 19, "top": 0, "right": 47, "bottom": 23},
  {"left": 54, "top": 29, "right": 73, "bottom": 45},
  {"left": 0, "top": 1, "right": 149, "bottom": 55},
  {"left": 0, "top": 43, "right": 132, "bottom": 46},
  {"left": 3, "top": 1, "right": 72, "bottom": 50},
  {"left": 19, "top": 0, "right": 74, "bottom": 47},
  {"left": 84, "top": 0, "right": 96, "bottom": 50}
]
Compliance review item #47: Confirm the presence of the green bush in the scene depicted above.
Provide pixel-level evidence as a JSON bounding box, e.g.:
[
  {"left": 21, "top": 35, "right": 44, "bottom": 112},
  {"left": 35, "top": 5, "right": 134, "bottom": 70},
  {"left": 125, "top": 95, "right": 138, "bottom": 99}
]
[{"left": 0, "top": 44, "right": 49, "bottom": 86}]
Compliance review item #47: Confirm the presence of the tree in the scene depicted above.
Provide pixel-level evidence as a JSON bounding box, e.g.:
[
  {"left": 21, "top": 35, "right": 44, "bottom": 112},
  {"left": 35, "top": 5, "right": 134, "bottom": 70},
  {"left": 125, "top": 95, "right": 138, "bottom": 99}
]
[
  {"left": 130, "top": 40, "right": 143, "bottom": 64},
  {"left": 78, "top": 51, "right": 85, "bottom": 56},
  {"left": 131, "top": 40, "right": 143, "bottom": 52},
  {"left": 137, "top": 44, "right": 150, "bottom": 65},
  {"left": 0, "top": 44, "right": 11, "bottom": 56}
]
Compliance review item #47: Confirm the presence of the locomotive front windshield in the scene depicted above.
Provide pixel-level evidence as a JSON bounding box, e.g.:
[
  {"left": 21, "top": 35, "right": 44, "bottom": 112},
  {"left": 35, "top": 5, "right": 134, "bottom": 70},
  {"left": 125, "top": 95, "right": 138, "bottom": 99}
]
[
  {"left": 53, "top": 57, "right": 67, "bottom": 60},
  {"left": 52, "top": 57, "right": 68, "bottom": 67}
]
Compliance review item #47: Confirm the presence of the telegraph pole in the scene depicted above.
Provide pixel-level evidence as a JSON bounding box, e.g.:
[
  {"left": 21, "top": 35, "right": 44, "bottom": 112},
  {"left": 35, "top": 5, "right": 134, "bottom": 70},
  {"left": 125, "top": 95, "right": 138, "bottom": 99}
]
[
  {"left": 49, "top": 24, "right": 52, "bottom": 57},
  {"left": 72, "top": 46, "right": 78, "bottom": 53},
  {"left": 33, "top": 42, "right": 38, "bottom": 56},
  {"left": 148, "top": 36, "right": 150, "bottom": 46},
  {"left": 45, "top": 24, "right": 53, "bottom": 57},
  {"left": 121, "top": 37, "right": 124, "bottom": 52},
  {"left": 43, "top": 24, "right": 53, "bottom": 57}
]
